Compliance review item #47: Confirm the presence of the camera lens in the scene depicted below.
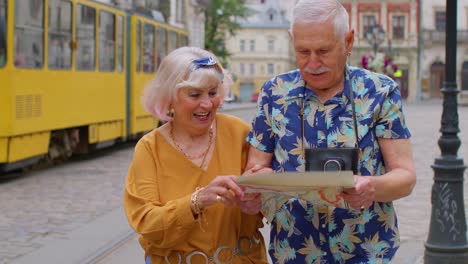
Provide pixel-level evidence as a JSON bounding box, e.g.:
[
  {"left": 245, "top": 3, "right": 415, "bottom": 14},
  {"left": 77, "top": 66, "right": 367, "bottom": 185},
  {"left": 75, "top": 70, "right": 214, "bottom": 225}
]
[{"left": 323, "top": 159, "right": 345, "bottom": 171}]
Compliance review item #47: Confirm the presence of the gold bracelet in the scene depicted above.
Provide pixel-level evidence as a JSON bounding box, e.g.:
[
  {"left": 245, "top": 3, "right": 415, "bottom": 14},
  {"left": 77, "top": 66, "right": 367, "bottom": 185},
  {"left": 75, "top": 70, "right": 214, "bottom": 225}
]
[{"left": 190, "top": 187, "right": 205, "bottom": 215}]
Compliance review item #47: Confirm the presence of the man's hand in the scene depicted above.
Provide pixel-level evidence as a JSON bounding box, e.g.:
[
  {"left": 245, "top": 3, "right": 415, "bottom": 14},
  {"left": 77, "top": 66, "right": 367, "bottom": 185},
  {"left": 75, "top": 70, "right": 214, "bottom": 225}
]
[
  {"left": 342, "top": 175, "right": 376, "bottom": 210},
  {"left": 235, "top": 192, "right": 262, "bottom": 215}
]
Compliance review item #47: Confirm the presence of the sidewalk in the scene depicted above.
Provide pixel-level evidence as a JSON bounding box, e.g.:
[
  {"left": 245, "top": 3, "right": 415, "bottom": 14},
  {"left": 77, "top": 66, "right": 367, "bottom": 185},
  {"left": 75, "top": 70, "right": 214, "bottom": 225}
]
[{"left": 9, "top": 101, "right": 467, "bottom": 264}]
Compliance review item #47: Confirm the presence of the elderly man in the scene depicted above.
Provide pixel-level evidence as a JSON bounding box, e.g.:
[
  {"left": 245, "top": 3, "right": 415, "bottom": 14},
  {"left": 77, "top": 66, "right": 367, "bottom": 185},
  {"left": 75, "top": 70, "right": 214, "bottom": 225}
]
[{"left": 244, "top": 0, "right": 416, "bottom": 263}]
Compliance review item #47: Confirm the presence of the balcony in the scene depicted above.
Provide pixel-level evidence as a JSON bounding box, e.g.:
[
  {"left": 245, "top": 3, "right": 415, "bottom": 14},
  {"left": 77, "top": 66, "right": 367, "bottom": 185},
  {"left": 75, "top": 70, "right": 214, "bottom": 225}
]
[{"left": 423, "top": 29, "right": 468, "bottom": 43}]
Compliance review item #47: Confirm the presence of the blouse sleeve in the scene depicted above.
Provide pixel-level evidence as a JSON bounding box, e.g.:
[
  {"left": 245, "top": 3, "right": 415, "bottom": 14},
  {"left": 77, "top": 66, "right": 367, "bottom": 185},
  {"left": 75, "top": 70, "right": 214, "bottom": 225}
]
[{"left": 123, "top": 138, "right": 197, "bottom": 248}]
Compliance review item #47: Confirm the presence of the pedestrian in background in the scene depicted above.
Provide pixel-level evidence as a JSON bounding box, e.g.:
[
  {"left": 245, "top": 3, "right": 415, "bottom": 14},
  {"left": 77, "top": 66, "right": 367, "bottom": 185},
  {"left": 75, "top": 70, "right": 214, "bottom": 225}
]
[
  {"left": 123, "top": 46, "right": 268, "bottom": 264},
  {"left": 245, "top": 0, "right": 416, "bottom": 263}
]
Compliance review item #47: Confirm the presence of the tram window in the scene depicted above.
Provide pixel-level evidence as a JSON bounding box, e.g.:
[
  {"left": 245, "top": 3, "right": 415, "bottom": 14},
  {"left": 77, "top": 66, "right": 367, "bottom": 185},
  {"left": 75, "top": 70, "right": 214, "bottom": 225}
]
[
  {"left": 76, "top": 5, "right": 96, "bottom": 71},
  {"left": 143, "top": 23, "right": 154, "bottom": 73},
  {"left": 99, "top": 11, "right": 115, "bottom": 72},
  {"left": 117, "top": 15, "right": 124, "bottom": 72},
  {"left": 14, "top": 0, "right": 44, "bottom": 68},
  {"left": 0, "top": 0, "right": 6, "bottom": 67},
  {"left": 180, "top": 34, "right": 188, "bottom": 47},
  {"left": 169, "top": 31, "right": 177, "bottom": 53},
  {"left": 136, "top": 20, "right": 140, "bottom": 72},
  {"left": 48, "top": 0, "right": 72, "bottom": 70},
  {"left": 156, "top": 27, "right": 166, "bottom": 68}
]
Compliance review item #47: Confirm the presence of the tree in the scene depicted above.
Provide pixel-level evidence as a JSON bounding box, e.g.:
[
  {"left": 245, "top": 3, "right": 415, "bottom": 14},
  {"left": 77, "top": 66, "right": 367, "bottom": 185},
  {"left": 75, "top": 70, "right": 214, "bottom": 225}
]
[{"left": 204, "top": 0, "right": 248, "bottom": 66}]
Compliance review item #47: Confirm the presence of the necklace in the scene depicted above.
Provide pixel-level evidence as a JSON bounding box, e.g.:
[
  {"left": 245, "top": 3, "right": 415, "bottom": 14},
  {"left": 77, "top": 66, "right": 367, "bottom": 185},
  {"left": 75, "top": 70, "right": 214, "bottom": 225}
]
[{"left": 170, "top": 125, "right": 214, "bottom": 162}]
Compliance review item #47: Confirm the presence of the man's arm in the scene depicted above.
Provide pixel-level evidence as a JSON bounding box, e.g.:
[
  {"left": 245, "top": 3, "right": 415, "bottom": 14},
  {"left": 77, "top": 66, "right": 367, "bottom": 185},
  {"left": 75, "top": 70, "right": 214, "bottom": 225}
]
[
  {"left": 244, "top": 146, "right": 273, "bottom": 174},
  {"left": 343, "top": 138, "right": 416, "bottom": 209},
  {"left": 372, "top": 138, "right": 416, "bottom": 201}
]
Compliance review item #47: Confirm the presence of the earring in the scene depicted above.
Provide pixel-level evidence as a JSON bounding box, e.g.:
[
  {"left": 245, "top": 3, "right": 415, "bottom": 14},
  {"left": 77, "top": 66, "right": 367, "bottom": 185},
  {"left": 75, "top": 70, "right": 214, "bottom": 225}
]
[
  {"left": 168, "top": 107, "right": 174, "bottom": 117},
  {"left": 347, "top": 52, "right": 351, "bottom": 57}
]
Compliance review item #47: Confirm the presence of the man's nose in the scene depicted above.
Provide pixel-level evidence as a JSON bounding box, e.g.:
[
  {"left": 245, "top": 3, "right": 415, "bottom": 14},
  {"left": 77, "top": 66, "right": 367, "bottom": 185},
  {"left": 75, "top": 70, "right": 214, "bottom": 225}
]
[{"left": 307, "top": 54, "right": 322, "bottom": 69}]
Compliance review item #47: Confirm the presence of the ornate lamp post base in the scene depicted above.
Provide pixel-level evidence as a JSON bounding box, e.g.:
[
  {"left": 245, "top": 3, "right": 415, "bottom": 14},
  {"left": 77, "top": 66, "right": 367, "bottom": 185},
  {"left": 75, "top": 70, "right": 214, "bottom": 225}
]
[{"left": 424, "top": 0, "right": 468, "bottom": 262}]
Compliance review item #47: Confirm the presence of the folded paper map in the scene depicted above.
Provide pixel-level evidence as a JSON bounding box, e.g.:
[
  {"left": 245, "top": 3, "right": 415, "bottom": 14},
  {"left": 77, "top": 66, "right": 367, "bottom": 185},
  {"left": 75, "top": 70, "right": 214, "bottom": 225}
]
[{"left": 237, "top": 171, "right": 356, "bottom": 221}]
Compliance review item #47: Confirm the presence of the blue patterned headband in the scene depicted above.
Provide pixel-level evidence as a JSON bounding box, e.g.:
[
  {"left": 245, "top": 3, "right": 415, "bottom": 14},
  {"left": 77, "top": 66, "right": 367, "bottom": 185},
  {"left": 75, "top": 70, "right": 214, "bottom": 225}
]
[{"left": 191, "top": 57, "right": 224, "bottom": 82}]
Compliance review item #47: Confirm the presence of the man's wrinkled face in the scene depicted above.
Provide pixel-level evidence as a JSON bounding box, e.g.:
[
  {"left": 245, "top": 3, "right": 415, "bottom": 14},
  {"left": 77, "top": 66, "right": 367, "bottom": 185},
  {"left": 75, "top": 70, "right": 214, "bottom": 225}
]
[{"left": 292, "top": 21, "right": 353, "bottom": 97}]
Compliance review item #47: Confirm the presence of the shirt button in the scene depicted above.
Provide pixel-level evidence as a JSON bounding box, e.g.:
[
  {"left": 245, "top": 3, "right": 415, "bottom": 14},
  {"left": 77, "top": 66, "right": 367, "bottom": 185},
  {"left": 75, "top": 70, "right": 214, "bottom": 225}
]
[
  {"left": 321, "top": 224, "right": 326, "bottom": 228},
  {"left": 323, "top": 252, "right": 327, "bottom": 256}
]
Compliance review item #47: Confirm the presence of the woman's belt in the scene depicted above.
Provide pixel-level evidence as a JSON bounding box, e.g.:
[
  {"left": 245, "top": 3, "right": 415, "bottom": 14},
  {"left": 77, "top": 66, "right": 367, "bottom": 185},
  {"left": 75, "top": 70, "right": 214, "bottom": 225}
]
[{"left": 163, "top": 235, "right": 261, "bottom": 264}]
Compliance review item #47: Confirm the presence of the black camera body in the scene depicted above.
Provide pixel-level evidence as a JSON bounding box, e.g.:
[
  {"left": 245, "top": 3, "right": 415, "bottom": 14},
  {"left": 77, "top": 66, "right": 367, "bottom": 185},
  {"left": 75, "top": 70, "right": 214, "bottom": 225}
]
[{"left": 305, "top": 148, "right": 359, "bottom": 174}]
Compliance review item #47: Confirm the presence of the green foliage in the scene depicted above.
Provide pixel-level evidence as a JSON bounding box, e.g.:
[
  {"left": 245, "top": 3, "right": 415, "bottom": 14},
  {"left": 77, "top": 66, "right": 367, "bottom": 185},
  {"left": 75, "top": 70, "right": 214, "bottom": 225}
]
[{"left": 204, "top": 0, "right": 248, "bottom": 66}]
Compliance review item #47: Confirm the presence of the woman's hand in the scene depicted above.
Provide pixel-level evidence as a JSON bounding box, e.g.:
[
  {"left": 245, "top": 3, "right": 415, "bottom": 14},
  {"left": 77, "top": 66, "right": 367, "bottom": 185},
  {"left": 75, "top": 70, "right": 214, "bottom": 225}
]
[{"left": 197, "top": 175, "right": 244, "bottom": 209}]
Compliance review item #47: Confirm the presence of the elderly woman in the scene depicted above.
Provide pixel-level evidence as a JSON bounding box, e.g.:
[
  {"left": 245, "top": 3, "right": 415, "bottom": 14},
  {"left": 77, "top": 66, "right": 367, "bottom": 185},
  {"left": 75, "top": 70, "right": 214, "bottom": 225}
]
[{"left": 123, "top": 46, "right": 268, "bottom": 264}]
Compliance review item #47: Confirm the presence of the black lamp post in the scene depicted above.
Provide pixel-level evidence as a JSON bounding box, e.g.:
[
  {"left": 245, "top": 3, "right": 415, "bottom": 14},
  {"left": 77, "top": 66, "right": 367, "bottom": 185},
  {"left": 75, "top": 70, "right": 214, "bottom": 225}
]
[
  {"left": 365, "top": 23, "right": 386, "bottom": 55},
  {"left": 424, "top": 0, "right": 468, "bottom": 263}
]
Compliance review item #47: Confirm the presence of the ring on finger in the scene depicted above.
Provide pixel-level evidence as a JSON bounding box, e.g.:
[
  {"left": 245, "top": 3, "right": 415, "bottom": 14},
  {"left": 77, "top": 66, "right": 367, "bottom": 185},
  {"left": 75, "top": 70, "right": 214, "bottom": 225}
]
[{"left": 216, "top": 195, "right": 223, "bottom": 203}]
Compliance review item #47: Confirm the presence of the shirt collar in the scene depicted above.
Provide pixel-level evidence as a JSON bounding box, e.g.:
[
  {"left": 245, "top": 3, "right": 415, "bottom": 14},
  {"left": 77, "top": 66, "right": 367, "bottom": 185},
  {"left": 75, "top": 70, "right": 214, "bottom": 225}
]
[{"left": 286, "top": 64, "right": 354, "bottom": 106}]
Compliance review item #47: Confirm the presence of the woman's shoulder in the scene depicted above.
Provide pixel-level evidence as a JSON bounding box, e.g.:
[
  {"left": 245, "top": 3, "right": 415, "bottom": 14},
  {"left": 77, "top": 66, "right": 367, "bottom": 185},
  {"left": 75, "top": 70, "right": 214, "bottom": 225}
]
[
  {"left": 134, "top": 127, "right": 164, "bottom": 151},
  {"left": 217, "top": 113, "right": 250, "bottom": 131}
]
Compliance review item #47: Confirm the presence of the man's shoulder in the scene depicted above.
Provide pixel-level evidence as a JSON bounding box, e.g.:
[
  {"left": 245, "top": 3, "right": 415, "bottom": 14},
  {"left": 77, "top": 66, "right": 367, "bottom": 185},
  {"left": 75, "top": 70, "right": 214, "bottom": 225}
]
[
  {"left": 265, "top": 69, "right": 302, "bottom": 86},
  {"left": 262, "top": 69, "right": 304, "bottom": 96},
  {"left": 349, "top": 66, "right": 397, "bottom": 95}
]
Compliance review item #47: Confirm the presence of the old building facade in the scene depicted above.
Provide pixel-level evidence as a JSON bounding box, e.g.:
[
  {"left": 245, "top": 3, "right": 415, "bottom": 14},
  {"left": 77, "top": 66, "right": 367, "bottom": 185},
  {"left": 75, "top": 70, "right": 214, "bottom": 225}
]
[
  {"left": 421, "top": 0, "right": 468, "bottom": 104},
  {"left": 226, "top": 0, "right": 295, "bottom": 102},
  {"left": 229, "top": 0, "right": 421, "bottom": 102}
]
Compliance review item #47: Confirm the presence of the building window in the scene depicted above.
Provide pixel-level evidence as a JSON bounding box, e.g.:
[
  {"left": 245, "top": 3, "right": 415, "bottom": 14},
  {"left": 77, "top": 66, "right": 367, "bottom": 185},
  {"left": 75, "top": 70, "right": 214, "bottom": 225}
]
[
  {"left": 267, "top": 63, "right": 274, "bottom": 75},
  {"left": 249, "top": 63, "right": 254, "bottom": 75},
  {"left": 249, "top": 40, "right": 255, "bottom": 52},
  {"left": 176, "top": 0, "right": 185, "bottom": 23},
  {"left": 435, "top": 11, "right": 446, "bottom": 31},
  {"left": 240, "top": 63, "right": 245, "bottom": 75},
  {"left": 392, "top": 15, "right": 405, "bottom": 40},
  {"left": 362, "top": 14, "right": 376, "bottom": 37},
  {"left": 240, "top": 39, "right": 245, "bottom": 51},
  {"left": 268, "top": 39, "right": 274, "bottom": 52}
]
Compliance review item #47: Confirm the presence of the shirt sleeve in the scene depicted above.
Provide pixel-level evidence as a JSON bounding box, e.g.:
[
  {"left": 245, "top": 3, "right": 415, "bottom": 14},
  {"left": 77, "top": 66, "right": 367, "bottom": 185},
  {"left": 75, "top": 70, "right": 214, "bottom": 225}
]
[
  {"left": 123, "top": 138, "right": 196, "bottom": 248},
  {"left": 246, "top": 79, "right": 275, "bottom": 153},
  {"left": 375, "top": 80, "right": 412, "bottom": 139}
]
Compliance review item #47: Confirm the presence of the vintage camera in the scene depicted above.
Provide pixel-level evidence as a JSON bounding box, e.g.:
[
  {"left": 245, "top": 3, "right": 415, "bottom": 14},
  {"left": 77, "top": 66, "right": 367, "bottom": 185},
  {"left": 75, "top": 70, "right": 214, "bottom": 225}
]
[{"left": 305, "top": 148, "right": 359, "bottom": 174}]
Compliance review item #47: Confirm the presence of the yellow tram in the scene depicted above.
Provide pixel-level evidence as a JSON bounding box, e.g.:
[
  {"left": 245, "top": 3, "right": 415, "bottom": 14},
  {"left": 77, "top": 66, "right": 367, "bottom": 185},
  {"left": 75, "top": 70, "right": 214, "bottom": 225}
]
[{"left": 0, "top": 0, "right": 188, "bottom": 173}]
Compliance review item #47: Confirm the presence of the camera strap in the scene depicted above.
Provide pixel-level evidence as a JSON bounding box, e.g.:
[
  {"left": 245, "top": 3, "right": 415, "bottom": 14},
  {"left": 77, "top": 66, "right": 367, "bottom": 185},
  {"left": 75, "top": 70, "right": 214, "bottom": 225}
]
[{"left": 348, "top": 81, "right": 360, "bottom": 150}]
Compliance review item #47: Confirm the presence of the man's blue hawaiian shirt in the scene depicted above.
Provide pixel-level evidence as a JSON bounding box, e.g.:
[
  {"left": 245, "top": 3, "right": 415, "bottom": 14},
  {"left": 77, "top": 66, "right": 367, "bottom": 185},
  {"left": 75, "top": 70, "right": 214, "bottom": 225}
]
[{"left": 247, "top": 66, "right": 411, "bottom": 263}]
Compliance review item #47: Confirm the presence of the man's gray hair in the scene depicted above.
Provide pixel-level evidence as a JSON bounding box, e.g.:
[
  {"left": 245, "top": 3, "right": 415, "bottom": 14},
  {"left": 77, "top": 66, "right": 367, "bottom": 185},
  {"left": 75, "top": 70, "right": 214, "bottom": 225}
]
[{"left": 291, "top": 0, "right": 350, "bottom": 42}]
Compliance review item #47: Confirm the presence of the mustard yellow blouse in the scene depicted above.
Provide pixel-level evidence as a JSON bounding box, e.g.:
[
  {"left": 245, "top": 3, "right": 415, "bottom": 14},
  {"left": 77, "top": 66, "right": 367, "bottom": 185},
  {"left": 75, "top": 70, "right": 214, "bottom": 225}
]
[{"left": 124, "top": 113, "right": 267, "bottom": 264}]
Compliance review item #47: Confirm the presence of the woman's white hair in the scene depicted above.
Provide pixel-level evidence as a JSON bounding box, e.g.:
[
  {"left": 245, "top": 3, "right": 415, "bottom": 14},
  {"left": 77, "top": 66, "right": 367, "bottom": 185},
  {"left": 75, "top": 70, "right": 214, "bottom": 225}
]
[
  {"left": 291, "top": 0, "right": 349, "bottom": 43},
  {"left": 142, "top": 46, "right": 230, "bottom": 121}
]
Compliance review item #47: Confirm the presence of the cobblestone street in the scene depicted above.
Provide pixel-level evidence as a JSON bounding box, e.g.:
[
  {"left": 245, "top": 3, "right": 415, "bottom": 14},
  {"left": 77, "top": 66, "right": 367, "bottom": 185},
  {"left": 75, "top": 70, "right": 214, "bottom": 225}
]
[{"left": 0, "top": 101, "right": 467, "bottom": 263}]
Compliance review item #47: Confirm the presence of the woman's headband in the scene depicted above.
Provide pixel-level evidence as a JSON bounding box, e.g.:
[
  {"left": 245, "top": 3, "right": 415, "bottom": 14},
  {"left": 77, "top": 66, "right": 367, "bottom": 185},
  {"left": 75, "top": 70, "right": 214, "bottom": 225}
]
[{"left": 191, "top": 57, "right": 224, "bottom": 82}]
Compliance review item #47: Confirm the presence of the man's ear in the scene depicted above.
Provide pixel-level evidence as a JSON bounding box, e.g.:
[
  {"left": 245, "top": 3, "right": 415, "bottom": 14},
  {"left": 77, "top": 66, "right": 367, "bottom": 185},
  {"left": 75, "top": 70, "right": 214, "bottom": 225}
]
[
  {"left": 288, "top": 29, "right": 293, "bottom": 41},
  {"left": 345, "top": 29, "right": 355, "bottom": 54}
]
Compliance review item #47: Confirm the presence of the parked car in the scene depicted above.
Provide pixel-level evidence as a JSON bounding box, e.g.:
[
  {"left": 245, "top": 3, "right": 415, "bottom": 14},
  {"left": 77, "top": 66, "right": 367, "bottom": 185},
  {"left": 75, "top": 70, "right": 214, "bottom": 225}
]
[{"left": 251, "top": 92, "right": 259, "bottom": 102}]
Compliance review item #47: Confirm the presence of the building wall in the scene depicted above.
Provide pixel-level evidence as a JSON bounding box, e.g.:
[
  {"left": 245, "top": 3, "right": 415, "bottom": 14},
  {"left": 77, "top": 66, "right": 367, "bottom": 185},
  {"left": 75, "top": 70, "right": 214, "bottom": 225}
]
[
  {"left": 284, "top": 0, "right": 420, "bottom": 102},
  {"left": 420, "top": 0, "right": 468, "bottom": 103}
]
